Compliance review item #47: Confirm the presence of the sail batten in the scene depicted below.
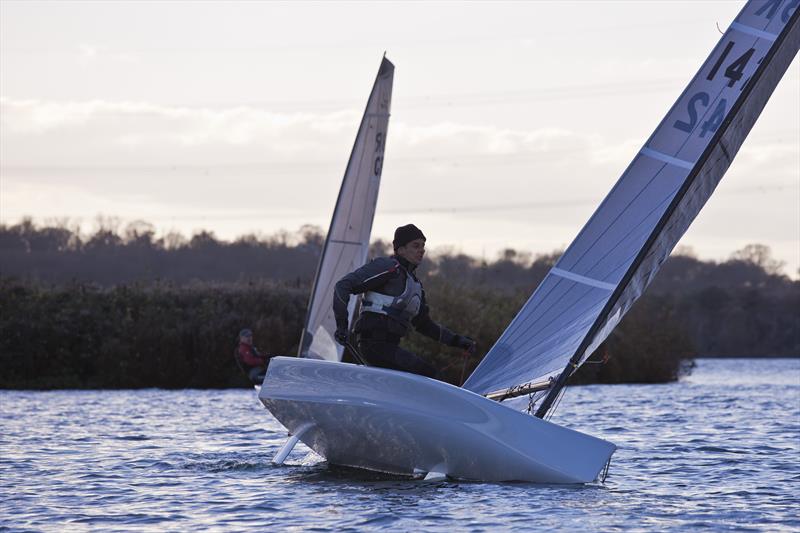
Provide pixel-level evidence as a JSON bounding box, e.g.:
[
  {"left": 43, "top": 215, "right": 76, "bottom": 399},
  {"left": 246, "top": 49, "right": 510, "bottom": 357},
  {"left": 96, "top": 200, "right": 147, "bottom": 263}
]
[
  {"left": 298, "top": 57, "right": 394, "bottom": 361},
  {"left": 730, "top": 21, "right": 778, "bottom": 40},
  {"left": 639, "top": 148, "right": 695, "bottom": 170},
  {"left": 464, "top": 1, "right": 799, "bottom": 402},
  {"left": 550, "top": 269, "right": 616, "bottom": 291}
]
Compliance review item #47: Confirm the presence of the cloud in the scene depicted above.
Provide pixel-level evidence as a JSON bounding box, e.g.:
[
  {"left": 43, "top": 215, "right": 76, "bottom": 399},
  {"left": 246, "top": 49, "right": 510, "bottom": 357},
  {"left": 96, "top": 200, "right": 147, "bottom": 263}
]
[
  {"left": 1, "top": 97, "right": 794, "bottom": 219},
  {"left": 0, "top": 97, "right": 594, "bottom": 167},
  {"left": 77, "top": 44, "right": 98, "bottom": 65},
  {"left": 1, "top": 97, "right": 796, "bottom": 277},
  {"left": 0, "top": 97, "right": 618, "bottom": 230},
  {"left": 394, "top": 121, "right": 575, "bottom": 154},
  {"left": 0, "top": 98, "right": 362, "bottom": 165},
  {"left": 75, "top": 43, "right": 140, "bottom": 68}
]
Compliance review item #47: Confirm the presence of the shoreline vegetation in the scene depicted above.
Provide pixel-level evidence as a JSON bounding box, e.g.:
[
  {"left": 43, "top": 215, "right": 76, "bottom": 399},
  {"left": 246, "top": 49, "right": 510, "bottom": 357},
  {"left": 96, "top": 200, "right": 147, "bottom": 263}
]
[{"left": 1, "top": 219, "right": 797, "bottom": 390}]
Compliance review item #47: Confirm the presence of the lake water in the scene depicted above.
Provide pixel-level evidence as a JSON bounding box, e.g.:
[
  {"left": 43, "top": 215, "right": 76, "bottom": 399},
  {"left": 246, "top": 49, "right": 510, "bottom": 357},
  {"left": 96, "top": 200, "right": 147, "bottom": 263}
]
[{"left": 1, "top": 358, "right": 798, "bottom": 532}]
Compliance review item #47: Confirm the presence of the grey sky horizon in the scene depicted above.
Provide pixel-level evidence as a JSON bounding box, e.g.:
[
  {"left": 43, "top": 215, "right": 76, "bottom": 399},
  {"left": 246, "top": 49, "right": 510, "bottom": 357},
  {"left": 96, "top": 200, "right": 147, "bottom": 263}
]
[{"left": 1, "top": 1, "right": 798, "bottom": 275}]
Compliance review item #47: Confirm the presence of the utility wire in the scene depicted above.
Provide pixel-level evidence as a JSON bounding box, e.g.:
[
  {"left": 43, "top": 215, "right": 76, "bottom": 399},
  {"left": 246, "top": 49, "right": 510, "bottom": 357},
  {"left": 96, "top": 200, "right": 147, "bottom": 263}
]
[{"left": 4, "top": 181, "right": 795, "bottom": 224}]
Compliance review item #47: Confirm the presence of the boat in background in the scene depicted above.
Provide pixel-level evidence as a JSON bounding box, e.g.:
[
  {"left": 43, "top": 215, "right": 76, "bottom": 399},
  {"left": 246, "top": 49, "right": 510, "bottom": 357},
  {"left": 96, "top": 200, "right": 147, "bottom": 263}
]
[
  {"left": 250, "top": 57, "right": 391, "bottom": 389},
  {"left": 242, "top": 57, "right": 393, "bottom": 391},
  {"left": 261, "top": 2, "right": 799, "bottom": 482},
  {"left": 297, "top": 56, "right": 393, "bottom": 362}
]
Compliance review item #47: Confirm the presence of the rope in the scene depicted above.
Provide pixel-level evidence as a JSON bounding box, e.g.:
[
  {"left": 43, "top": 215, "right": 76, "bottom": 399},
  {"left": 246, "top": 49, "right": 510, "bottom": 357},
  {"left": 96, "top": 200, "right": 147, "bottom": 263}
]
[
  {"left": 526, "top": 393, "right": 536, "bottom": 415},
  {"left": 543, "top": 350, "right": 606, "bottom": 418},
  {"left": 459, "top": 351, "right": 469, "bottom": 386},
  {"left": 345, "top": 340, "right": 369, "bottom": 366},
  {"left": 545, "top": 387, "right": 567, "bottom": 421},
  {"left": 438, "top": 356, "right": 461, "bottom": 374},
  {"left": 437, "top": 350, "right": 470, "bottom": 382}
]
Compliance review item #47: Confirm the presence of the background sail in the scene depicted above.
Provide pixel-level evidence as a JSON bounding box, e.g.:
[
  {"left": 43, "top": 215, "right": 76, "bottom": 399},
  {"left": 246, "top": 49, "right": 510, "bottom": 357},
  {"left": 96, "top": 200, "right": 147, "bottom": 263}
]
[
  {"left": 464, "top": 1, "right": 799, "bottom": 396},
  {"left": 299, "top": 57, "right": 394, "bottom": 360}
]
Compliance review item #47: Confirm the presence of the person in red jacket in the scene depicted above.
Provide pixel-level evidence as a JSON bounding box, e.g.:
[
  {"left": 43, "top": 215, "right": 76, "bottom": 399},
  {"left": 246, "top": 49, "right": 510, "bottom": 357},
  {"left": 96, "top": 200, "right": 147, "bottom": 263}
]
[{"left": 235, "top": 328, "right": 269, "bottom": 384}]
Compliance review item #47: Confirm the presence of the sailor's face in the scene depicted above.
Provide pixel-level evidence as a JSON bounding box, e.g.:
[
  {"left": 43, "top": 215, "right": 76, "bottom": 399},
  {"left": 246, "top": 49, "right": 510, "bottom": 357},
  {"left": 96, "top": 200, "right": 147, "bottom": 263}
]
[
  {"left": 241, "top": 334, "right": 253, "bottom": 345},
  {"left": 397, "top": 238, "right": 426, "bottom": 265}
]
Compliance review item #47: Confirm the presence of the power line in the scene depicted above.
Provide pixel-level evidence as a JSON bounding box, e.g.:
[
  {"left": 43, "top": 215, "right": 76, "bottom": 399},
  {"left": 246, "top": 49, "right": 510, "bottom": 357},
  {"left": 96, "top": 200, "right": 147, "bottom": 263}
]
[
  {"left": 2, "top": 132, "right": 796, "bottom": 174},
  {"left": 3, "top": 182, "right": 794, "bottom": 223}
]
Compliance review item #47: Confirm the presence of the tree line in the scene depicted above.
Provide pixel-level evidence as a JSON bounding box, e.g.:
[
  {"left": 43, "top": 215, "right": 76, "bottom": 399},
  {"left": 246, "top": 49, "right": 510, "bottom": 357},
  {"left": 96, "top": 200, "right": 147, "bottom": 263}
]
[
  {"left": 0, "top": 219, "right": 797, "bottom": 389},
  {"left": 0, "top": 277, "right": 694, "bottom": 390}
]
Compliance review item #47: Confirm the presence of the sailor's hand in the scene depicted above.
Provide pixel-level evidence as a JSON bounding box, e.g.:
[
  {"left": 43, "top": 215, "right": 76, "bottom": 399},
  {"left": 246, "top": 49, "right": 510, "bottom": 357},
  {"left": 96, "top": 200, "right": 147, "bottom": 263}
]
[
  {"left": 454, "top": 335, "right": 477, "bottom": 355},
  {"left": 334, "top": 328, "right": 349, "bottom": 346}
]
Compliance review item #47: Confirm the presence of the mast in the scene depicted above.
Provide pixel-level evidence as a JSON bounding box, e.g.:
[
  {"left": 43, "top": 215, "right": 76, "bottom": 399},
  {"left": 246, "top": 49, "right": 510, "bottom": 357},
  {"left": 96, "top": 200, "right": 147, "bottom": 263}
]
[{"left": 535, "top": 4, "right": 800, "bottom": 418}]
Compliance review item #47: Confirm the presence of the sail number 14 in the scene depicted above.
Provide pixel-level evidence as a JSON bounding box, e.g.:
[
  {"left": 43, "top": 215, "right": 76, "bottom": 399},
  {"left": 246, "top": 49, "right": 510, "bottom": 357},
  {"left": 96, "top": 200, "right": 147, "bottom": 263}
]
[{"left": 673, "top": 39, "right": 762, "bottom": 137}]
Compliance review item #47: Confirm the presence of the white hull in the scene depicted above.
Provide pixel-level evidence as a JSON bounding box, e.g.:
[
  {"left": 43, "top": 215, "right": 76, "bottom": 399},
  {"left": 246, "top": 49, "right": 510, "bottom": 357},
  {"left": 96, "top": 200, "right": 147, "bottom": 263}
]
[{"left": 259, "top": 357, "right": 615, "bottom": 483}]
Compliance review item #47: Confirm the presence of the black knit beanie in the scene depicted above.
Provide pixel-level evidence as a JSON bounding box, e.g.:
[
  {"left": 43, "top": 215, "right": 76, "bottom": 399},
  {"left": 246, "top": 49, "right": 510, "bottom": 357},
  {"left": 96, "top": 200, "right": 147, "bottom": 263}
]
[{"left": 392, "top": 224, "right": 426, "bottom": 250}]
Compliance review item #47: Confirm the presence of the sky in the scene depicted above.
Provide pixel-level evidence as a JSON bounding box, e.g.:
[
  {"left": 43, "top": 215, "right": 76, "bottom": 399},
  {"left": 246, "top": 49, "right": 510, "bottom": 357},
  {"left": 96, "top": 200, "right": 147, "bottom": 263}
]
[{"left": 1, "top": 1, "right": 798, "bottom": 275}]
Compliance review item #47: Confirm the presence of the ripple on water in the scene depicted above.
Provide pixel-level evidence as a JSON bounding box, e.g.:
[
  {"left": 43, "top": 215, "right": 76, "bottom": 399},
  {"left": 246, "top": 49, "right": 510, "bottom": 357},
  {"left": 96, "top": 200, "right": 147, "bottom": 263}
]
[{"left": 0, "top": 358, "right": 798, "bottom": 532}]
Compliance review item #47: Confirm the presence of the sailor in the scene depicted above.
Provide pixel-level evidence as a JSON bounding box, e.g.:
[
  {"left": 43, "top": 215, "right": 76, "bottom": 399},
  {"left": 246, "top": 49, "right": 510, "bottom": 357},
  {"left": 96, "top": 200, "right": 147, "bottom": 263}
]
[
  {"left": 234, "top": 328, "right": 270, "bottom": 384},
  {"left": 332, "top": 224, "right": 476, "bottom": 378}
]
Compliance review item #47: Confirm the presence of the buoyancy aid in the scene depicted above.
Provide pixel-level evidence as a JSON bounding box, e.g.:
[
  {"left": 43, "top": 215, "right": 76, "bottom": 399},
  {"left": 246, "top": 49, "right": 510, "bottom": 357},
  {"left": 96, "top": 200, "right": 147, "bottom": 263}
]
[
  {"left": 237, "top": 342, "right": 266, "bottom": 368},
  {"left": 361, "top": 268, "right": 423, "bottom": 327}
]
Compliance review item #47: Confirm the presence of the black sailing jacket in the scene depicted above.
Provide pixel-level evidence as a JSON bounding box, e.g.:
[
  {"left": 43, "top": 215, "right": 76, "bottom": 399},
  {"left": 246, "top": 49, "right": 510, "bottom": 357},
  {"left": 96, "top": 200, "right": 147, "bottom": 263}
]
[{"left": 333, "top": 255, "right": 459, "bottom": 345}]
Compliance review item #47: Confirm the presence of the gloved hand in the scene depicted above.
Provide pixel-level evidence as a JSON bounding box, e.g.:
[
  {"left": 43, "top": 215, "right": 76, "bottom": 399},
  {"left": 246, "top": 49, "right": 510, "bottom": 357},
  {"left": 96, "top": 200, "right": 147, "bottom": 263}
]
[
  {"left": 453, "top": 335, "right": 476, "bottom": 355},
  {"left": 334, "top": 328, "right": 349, "bottom": 346}
]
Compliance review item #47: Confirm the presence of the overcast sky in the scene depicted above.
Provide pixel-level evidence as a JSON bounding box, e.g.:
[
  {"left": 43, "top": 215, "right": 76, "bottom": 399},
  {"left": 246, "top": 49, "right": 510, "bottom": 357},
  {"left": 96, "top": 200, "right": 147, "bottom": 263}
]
[{"left": 1, "top": 1, "right": 798, "bottom": 275}]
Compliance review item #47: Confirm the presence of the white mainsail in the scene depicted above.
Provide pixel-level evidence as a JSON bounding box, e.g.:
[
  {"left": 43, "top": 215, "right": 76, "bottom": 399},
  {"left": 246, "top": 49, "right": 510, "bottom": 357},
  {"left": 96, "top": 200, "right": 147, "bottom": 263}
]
[
  {"left": 298, "top": 57, "right": 394, "bottom": 361},
  {"left": 464, "top": 0, "right": 799, "bottom": 413}
]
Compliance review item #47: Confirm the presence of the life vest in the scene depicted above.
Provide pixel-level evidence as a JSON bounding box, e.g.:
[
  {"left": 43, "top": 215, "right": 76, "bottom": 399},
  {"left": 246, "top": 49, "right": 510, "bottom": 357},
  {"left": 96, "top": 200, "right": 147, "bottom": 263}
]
[
  {"left": 361, "top": 268, "right": 423, "bottom": 327},
  {"left": 237, "top": 342, "right": 265, "bottom": 368}
]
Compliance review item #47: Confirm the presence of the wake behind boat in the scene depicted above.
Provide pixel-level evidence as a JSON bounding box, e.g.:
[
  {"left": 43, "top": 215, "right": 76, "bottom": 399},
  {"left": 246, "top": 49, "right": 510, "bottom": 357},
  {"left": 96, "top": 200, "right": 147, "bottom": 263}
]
[{"left": 260, "top": 2, "right": 799, "bottom": 483}]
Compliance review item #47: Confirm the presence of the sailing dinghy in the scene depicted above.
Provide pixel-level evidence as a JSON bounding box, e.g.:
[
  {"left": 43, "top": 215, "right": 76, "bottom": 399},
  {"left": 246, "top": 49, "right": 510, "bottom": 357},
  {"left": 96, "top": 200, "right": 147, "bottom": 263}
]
[
  {"left": 260, "top": 2, "right": 799, "bottom": 482},
  {"left": 249, "top": 56, "right": 392, "bottom": 395},
  {"left": 297, "top": 56, "right": 394, "bottom": 363}
]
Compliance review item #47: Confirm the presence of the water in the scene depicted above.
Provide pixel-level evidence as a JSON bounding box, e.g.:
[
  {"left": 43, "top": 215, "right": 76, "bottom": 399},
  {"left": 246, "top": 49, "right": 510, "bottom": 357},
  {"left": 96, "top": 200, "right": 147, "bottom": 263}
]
[{"left": 1, "top": 358, "right": 798, "bottom": 532}]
